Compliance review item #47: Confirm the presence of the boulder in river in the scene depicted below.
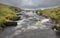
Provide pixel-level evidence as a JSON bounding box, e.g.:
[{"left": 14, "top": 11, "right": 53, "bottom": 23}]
[
  {"left": 4, "top": 21, "right": 17, "bottom": 26},
  {"left": 52, "top": 25, "right": 60, "bottom": 33}
]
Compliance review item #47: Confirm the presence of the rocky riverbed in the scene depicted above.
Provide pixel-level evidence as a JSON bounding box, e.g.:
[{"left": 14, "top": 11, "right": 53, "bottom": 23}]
[{"left": 0, "top": 11, "right": 60, "bottom": 38}]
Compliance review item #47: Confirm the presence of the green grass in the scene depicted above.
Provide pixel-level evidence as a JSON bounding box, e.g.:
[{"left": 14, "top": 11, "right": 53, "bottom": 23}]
[{"left": 0, "top": 3, "right": 22, "bottom": 29}]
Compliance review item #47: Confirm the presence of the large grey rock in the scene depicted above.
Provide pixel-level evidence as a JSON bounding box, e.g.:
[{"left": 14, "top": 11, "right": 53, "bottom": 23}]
[{"left": 4, "top": 21, "right": 17, "bottom": 26}]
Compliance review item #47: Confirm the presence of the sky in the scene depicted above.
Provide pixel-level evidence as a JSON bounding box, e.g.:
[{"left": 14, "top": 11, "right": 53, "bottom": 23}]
[{"left": 0, "top": 0, "right": 60, "bottom": 10}]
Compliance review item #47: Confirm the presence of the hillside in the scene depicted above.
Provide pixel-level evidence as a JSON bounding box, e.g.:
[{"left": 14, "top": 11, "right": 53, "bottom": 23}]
[{"left": 0, "top": 3, "right": 22, "bottom": 29}]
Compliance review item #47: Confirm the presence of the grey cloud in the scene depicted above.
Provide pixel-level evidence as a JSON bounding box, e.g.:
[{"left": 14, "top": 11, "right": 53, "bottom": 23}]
[{"left": 0, "top": 0, "right": 60, "bottom": 9}]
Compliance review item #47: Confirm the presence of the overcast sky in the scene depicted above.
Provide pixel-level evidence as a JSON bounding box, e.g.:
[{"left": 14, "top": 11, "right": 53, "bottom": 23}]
[{"left": 0, "top": 0, "right": 60, "bottom": 9}]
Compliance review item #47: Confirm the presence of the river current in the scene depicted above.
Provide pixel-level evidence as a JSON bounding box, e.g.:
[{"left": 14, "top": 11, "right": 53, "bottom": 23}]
[{"left": 0, "top": 11, "right": 60, "bottom": 38}]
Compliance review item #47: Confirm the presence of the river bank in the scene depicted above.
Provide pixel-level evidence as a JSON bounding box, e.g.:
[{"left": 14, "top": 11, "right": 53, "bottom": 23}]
[{"left": 0, "top": 3, "right": 22, "bottom": 30}]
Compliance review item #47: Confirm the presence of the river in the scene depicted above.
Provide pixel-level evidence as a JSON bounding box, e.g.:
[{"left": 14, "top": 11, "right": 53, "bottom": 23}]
[{"left": 0, "top": 11, "right": 60, "bottom": 38}]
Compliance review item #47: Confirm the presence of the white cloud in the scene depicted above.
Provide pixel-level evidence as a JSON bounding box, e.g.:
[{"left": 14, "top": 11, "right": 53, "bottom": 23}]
[{"left": 21, "top": 0, "right": 36, "bottom": 6}]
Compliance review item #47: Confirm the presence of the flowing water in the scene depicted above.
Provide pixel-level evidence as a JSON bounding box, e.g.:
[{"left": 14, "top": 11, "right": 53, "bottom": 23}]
[{"left": 0, "top": 11, "right": 60, "bottom": 38}]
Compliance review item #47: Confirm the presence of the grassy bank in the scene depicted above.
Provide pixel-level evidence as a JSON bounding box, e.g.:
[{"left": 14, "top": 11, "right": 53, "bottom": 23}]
[
  {"left": 0, "top": 3, "right": 22, "bottom": 30},
  {"left": 38, "top": 7, "right": 60, "bottom": 31}
]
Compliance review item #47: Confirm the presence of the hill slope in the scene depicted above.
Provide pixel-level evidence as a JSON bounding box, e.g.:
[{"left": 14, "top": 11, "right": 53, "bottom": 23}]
[{"left": 0, "top": 3, "right": 22, "bottom": 29}]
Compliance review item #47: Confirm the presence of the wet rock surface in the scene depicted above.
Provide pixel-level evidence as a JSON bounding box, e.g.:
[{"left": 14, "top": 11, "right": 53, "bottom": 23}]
[{"left": 4, "top": 21, "right": 17, "bottom": 26}]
